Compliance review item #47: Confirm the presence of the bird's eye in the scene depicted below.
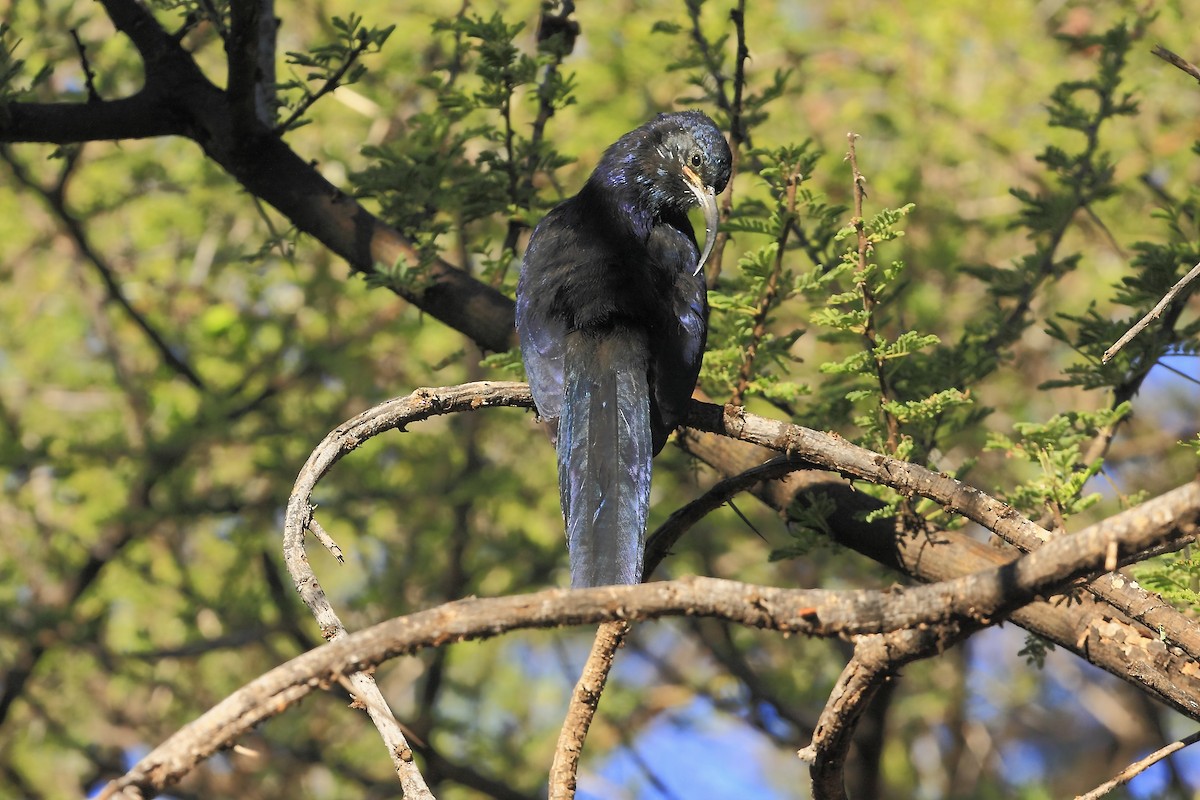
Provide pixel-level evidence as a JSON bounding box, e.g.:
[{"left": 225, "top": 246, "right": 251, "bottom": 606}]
[{"left": 690, "top": 152, "right": 702, "bottom": 169}]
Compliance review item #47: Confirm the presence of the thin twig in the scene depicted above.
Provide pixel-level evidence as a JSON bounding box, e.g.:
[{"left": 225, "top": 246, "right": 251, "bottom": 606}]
[
  {"left": 644, "top": 456, "right": 808, "bottom": 576},
  {"left": 706, "top": 0, "right": 748, "bottom": 285},
  {"left": 548, "top": 620, "right": 630, "bottom": 799},
  {"left": 274, "top": 36, "right": 374, "bottom": 134},
  {"left": 846, "top": 133, "right": 900, "bottom": 454},
  {"left": 0, "top": 149, "right": 209, "bottom": 392},
  {"left": 1075, "top": 729, "right": 1200, "bottom": 800},
  {"left": 69, "top": 29, "right": 101, "bottom": 102},
  {"left": 308, "top": 517, "right": 344, "bottom": 562},
  {"left": 1152, "top": 44, "right": 1200, "bottom": 84},
  {"left": 495, "top": 1, "right": 578, "bottom": 283},
  {"left": 1102, "top": 260, "right": 1200, "bottom": 362}
]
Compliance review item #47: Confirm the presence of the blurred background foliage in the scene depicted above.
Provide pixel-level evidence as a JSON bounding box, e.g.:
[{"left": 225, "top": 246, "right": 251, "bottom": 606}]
[{"left": 1, "top": 0, "right": 1199, "bottom": 798}]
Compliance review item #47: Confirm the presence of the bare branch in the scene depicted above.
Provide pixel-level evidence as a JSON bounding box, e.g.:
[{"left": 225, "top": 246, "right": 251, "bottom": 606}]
[
  {"left": 1152, "top": 44, "right": 1200, "bottom": 84},
  {"left": 799, "top": 629, "right": 952, "bottom": 800},
  {"left": 678, "top": 427, "right": 1200, "bottom": 719},
  {"left": 1103, "top": 260, "right": 1200, "bottom": 362},
  {"left": 97, "top": 374, "right": 1200, "bottom": 797},
  {"left": 702, "top": 381, "right": 1200, "bottom": 664},
  {"left": 281, "top": 389, "right": 535, "bottom": 796},
  {"left": 1076, "top": 728, "right": 1200, "bottom": 800},
  {"left": 548, "top": 621, "right": 630, "bottom": 800}
]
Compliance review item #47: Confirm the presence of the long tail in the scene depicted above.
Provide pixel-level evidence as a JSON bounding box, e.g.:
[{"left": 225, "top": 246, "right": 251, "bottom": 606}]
[{"left": 558, "top": 330, "right": 653, "bottom": 587}]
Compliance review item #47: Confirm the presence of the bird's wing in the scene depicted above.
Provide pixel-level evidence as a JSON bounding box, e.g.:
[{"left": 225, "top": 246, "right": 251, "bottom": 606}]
[{"left": 646, "top": 221, "right": 708, "bottom": 453}]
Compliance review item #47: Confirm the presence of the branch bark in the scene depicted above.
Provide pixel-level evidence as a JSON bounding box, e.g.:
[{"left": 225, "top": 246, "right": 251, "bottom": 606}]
[
  {"left": 548, "top": 620, "right": 630, "bottom": 800},
  {"left": 799, "top": 629, "right": 952, "bottom": 800},
  {"left": 99, "top": 380, "right": 1200, "bottom": 797},
  {"left": 9, "top": 6, "right": 1200, "bottom": 795}
]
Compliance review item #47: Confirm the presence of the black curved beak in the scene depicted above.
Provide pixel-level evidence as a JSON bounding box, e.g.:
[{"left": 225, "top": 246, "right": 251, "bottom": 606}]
[{"left": 682, "top": 165, "right": 720, "bottom": 276}]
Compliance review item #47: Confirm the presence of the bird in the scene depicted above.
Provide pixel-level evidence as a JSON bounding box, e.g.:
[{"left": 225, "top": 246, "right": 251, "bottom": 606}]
[{"left": 516, "top": 110, "right": 732, "bottom": 588}]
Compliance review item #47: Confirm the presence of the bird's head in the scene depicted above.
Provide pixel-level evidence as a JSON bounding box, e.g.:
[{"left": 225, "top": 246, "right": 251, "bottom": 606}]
[{"left": 595, "top": 110, "right": 733, "bottom": 274}]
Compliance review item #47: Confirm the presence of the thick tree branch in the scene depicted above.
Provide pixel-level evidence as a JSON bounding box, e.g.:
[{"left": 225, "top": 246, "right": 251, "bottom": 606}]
[
  {"left": 683, "top": 403, "right": 1200, "bottom": 661},
  {"left": 1, "top": 0, "right": 518, "bottom": 353},
  {"left": 0, "top": 94, "right": 183, "bottom": 143},
  {"left": 680, "top": 427, "right": 1200, "bottom": 718},
  {"left": 228, "top": 0, "right": 277, "bottom": 128},
  {"left": 286, "top": 383, "right": 1200, "bottom": 646},
  {"left": 97, "top": 379, "right": 1200, "bottom": 796},
  {"left": 104, "top": 527, "right": 1195, "bottom": 800}
]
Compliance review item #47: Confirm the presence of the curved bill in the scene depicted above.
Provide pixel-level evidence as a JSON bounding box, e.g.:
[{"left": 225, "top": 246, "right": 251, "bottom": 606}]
[{"left": 682, "top": 166, "right": 721, "bottom": 276}]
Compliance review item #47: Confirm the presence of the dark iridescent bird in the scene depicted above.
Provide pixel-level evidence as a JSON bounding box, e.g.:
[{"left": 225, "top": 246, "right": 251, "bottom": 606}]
[{"left": 516, "top": 111, "right": 732, "bottom": 587}]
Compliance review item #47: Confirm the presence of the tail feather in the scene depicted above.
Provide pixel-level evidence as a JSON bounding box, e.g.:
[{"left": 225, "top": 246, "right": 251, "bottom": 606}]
[{"left": 558, "top": 331, "right": 652, "bottom": 587}]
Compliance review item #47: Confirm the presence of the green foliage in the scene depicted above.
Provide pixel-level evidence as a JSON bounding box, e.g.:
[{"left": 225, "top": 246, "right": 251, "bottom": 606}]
[
  {"left": 702, "top": 143, "right": 842, "bottom": 408},
  {"left": 769, "top": 491, "right": 838, "bottom": 561},
  {"left": 0, "top": 23, "right": 51, "bottom": 104},
  {"left": 4, "top": 1, "right": 1200, "bottom": 798},
  {"left": 278, "top": 14, "right": 395, "bottom": 132},
  {"left": 1017, "top": 633, "right": 1057, "bottom": 669},
  {"left": 802, "top": 197, "right": 975, "bottom": 464},
  {"left": 984, "top": 404, "right": 1130, "bottom": 519},
  {"left": 353, "top": 8, "right": 575, "bottom": 293},
  {"left": 1046, "top": 197, "right": 1200, "bottom": 392},
  {"left": 1135, "top": 550, "right": 1200, "bottom": 608},
  {"left": 959, "top": 15, "right": 1146, "bottom": 374}
]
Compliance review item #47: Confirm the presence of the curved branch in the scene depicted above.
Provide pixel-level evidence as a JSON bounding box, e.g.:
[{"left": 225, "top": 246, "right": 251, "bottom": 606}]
[
  {"left": 286, "top": 382, "right": 1200, "bottom": 648},
  {"left": 280, "top": 385, "right": 533, "bottom": 798},
  {"left": 104, "top": 519, "right": 1196, "bottom": 800},
  {"left": 799, "top": 629, "right": 949, "bottom": 800},
  {"left": 101, "top": 379, "right": 1200, "bottom": 797}
]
